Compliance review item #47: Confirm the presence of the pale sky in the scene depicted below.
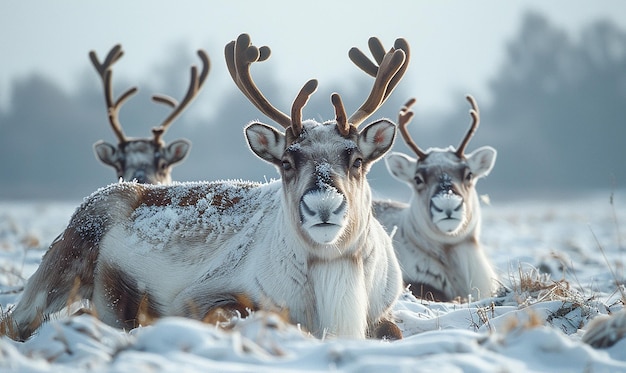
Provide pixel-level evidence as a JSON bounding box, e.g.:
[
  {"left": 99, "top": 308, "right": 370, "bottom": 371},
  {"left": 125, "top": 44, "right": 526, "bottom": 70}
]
[{"left": 2, "top": 0, "right": 625, "bottom": 115}]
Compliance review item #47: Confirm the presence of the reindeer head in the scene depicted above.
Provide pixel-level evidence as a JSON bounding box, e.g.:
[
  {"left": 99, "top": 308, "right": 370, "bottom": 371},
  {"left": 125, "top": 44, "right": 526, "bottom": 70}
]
[
  {"left": 385, "top": 97, "right": 496, "bottom": 239},
  {"left": 226, "top": 34, "right": 408, "bottom": 256},
  {"left": 89, "top": 45, "right": 210, "bottom": 184}
]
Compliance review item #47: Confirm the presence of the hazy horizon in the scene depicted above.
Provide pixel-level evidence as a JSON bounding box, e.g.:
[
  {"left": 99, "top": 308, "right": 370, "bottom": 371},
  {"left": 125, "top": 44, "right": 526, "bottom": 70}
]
[{"left": 1, "top": 4, "right": 626, "bottom": 204}]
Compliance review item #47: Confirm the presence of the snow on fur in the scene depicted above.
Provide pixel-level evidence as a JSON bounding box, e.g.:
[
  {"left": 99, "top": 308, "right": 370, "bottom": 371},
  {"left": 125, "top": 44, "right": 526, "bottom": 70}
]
[{"left": 1, "top": 192, "right": 625, "bottom": 372}]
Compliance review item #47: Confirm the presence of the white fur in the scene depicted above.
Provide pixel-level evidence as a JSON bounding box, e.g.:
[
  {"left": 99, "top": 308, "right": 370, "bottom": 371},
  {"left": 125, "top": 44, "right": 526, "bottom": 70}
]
[
  {"left": 8, "top": 120, "right": 402, "bottom": 340},
  {"left": 430, "top": 191, "right": 465, "bottom": 233},
  {"left": 374, "top": 146, "right": 497, "bottom": 300},
  {"left": 310, "top": 258, "right": 368, "bottom": 338},
  {"left": 300, "top": 187, "right": 346, "bottom": 244}
]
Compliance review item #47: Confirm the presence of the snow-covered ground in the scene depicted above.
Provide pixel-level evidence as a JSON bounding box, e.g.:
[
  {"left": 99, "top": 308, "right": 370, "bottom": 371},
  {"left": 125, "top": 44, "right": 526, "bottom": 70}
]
[{"left": 1, "top": 191, "right": 625, "bottom": 372}]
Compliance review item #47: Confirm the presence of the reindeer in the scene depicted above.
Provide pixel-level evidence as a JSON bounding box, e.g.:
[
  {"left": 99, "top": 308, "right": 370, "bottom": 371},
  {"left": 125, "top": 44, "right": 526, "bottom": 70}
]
[
  {"left": 372, "top": 97, "right": 497, "bottom": 301},
  {"left": 90, "top": 44, "right": 210, "bottom": 184},
  {"left": 4, "top": 34, "right": 408, "bottom": 341}
]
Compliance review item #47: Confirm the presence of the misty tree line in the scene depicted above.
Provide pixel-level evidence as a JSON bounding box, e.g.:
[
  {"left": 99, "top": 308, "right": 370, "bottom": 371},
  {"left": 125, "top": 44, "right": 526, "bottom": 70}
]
[{"left": 1, "top": 11, "right": 625, "bottom": 201}]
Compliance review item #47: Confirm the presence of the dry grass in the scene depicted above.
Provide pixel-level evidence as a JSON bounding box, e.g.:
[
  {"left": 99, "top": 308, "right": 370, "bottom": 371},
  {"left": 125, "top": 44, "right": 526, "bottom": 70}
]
[{"left": 0, "top": 304, "right": 20, "bottom": 340}]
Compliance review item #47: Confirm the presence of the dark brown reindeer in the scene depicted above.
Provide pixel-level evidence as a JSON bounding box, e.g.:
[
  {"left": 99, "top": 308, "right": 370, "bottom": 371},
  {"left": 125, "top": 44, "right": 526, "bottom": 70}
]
[
  {"left": 3, "top": 34, "right": 408, "bottom": 341},
  {"left": 90, "top": 44, "right": 210, "bottom": 184}
]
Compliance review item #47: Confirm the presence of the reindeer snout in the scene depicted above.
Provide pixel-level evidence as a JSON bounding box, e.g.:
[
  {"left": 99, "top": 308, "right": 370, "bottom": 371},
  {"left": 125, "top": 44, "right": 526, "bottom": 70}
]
[
  {"left": 299, "top": 185, "right": 347, "bottom": 245},
  {"left": 301, "top": 161, "right": 347, "bottom": 223},
  {"left": 301, "top": 187, "right": 346, "bottom": 223},
  {"left": 131, "top": 169, "right": 148, "bottom": 184},
  {"left": 431, "top": 191, "right": 464, "bottom": 217},
  {"left": 430, "top": 189, "right": 465, "bottom": 234}
]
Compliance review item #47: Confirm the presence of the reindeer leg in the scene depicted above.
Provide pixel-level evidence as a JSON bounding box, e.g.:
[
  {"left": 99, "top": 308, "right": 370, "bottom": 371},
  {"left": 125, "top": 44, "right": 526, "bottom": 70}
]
[
  {"left": 372, "top": 317, "right": 403, "bottom": 340},
  {"left": 5, "top": 226, "right": 100, "bottom": 341}
]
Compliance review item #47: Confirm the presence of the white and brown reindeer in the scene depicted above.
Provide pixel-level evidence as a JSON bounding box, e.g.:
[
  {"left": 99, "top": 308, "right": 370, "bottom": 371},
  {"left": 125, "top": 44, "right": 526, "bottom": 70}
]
[
  {"left": 90, "top": 44, "right": 210, "bottom": 184},
  {"left": 373, "top": 97, "right": 498, "bottom": 301},
  {"left": 3, "top": 34, "right": 408, "bottom": 341}
]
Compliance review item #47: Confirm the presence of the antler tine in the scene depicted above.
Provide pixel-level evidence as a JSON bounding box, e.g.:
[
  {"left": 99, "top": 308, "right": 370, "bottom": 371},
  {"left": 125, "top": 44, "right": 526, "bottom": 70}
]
[
  {"left": 348, "top": 37, "right": 388, "bottom": 73},
  {"left": 348, "top": 45, "right": 379, "bottom": 77},
  {"left": 347, "top": 47, "right": 406, "bottom": 127},
  {"left": 290, "top": 79, "right": 318, "bottom": 138},
  {"left": 151, "top": 49, "right": 211, "bottom": 144},
  {"left": 455, "top": 94, "right": 480, "bottom": 157},
  {"left": 225, "top": 33, "right": 292, "bottom": 129},
  {"left": 89, "top": 44, "right": 138, "bottom": 143},
  {"left": 387, "top": 38, "right": 411, "bottom": 97},
  {"left": 89, "top": 44, "right": 123, "bottom": 76},
  {"left": 398, "top": 98, "right": 427, "bottom": 160},
  {"left": 348, "top": 37, "right": 411, "bottom": 100},
  {"left": 331, "top": 93, "right": 349, "bottom": 137},
  {"left": 368, "top": 37, "right": 388, "bottom": 65}
]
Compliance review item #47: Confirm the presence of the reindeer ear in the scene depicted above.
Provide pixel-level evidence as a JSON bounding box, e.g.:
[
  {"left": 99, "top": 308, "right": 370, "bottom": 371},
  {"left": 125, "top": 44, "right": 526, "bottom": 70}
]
[
  {"left": 384, "top": 152, "right": 417, "bottom": 183},
  {"left": 358, "top": 119, "right": 396, "bottom": 163},
  {"left": 245, "top": 122, "right": 286, "bottom": 166},
  {"left": 163, "top": 139, "right": 191, "bottom": 165},
  {"left": 466, "top": 146, "right": 496, "bottom": 179},
  {"left": 93, "top": 141, "right": 119, "bottom": 167}
]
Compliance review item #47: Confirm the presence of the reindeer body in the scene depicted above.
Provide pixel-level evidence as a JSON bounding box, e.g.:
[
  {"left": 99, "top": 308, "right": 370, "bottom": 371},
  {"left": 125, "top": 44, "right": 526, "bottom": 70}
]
[
  {"left": 373, "top": 98, "right": 497, "bottom": 301},
  {"left": 7, "top": 34, "right": 409, "bottom": 341},
  {"left": 9, "top": 120, "right": 401, "bottom": 340},
  {"left": 375, "top": 149, "right": 496, "bottom": 301}
]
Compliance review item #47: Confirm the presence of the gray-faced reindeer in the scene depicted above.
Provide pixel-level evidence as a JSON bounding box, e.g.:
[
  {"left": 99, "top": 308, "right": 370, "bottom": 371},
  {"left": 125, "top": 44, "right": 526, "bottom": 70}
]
[
  {"left": 4, "top": 34, "right": 408, "bottom": 341},
  {"left": 373, "top": 97, "right": 498, "bottom": 301},
  {"left": 90, "top": 44, "right": 210, "bottom": 184}
]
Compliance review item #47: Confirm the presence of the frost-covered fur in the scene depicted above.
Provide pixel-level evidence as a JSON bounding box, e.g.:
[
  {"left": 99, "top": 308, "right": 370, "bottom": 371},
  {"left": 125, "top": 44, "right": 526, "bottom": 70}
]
[
  {"left": 7, "top": 119, "right": 402, "bottom": 341},
  {"left": 374, "top": 146, "right": 497, "bottom": 301}
]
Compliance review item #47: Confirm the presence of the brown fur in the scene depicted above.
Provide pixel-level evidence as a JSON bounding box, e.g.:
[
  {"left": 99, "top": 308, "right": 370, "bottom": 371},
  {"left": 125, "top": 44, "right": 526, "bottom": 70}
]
[
  {"left": 407, "top": 282, "right": 449, "bottom": 302},
  {"left": 373, "top": 318, "right": 403, "bottom": 340},
  {"left": 201, "top": 294, "right": 256, "bottom": 325},
  {"left": 99, "top": 265, "right": 161, "bottom": 329},
  {"left": 134, "top": 182, "right": 253, "bottom": 211}
]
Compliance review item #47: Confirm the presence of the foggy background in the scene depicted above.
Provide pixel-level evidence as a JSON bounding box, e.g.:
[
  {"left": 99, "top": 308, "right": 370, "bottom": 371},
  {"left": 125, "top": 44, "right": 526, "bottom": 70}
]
[{"left": 1, "top": 7, "right": 625, "bottom": 203}]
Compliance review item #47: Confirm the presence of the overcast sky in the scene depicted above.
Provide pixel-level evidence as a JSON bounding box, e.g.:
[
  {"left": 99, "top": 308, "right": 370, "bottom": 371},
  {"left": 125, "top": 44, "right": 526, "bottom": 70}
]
[
  {"left": 2, "top": 0, "right": 625, "bottom": 117},
  {"left": 1, "top": 1, "right": 626, "bottom": 201}
]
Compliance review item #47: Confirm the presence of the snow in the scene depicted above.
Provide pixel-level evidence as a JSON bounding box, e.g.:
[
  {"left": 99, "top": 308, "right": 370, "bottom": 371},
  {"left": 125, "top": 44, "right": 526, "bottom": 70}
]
[{"left": 1, "top": 191, "right": 625, "bottom": 372}]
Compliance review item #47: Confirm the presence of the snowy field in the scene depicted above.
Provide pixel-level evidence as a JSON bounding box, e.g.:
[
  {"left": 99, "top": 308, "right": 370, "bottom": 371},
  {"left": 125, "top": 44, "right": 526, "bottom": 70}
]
[{"left": 0, "top": 190, "right": 625, "bottom": 372}]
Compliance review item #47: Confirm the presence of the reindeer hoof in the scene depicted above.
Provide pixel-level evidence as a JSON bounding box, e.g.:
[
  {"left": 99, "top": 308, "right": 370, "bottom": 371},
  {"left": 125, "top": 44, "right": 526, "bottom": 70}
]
[{"left": 374, "top": 319, "right": 403, "bottom": 340}]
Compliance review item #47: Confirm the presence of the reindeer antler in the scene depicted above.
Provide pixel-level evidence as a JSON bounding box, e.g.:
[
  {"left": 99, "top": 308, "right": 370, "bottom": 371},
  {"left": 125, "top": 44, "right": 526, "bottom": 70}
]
[
  {"left": 226, "top": 34, "right": 406, "bottom": 139},
  {"left": 346, "top": 37, "right": 410, "bottom": 127},
  {"left": 226, "top": 34, "right": 314, "bottom": 138},
  {"left": 151, "top": 50, "right": 211, "bottom": 144},
  {"left": 290, "top": 79, "right": 319, "bottom": 138},
  {"left": 332, "top": 93, "right": 349, "bottom": 135},
  {"left": 89, "top": 44, "right": 138, "bottom": 143},
  {"left": 455, "top": 95, "right": 480, "bottom": 158},
  {"left": 397, "top": 98, "right": 427, "bottom": 160}
]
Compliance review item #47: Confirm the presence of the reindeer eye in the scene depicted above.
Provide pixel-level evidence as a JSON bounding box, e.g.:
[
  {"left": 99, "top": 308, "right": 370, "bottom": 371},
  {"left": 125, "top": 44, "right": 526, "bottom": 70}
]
[
  {"left": 282, "top": 160, "right": 293, "bottom": 171},
  {"left": 465, "top": 171, "right": 473, "bottom": 182},
  {"left": 414, "top": 174, "right": 425, "bottom": 186},
  {"left": 352, "top": 158, "right": 363, "bottom": 169}
]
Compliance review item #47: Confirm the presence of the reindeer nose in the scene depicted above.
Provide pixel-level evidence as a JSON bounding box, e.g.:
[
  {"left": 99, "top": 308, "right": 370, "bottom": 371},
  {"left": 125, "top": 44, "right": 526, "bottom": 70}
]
[
  {"left": 431, "top": 190, "right": 464, "bottom": 217},
  {"left": 437, "top": 173, "right": 454, "bottom": 193},
  {"left": 132, "top": 169, "right": 147, "bottom": 183},
  {"left": 315, "top": 161, "right": 332, "bottom": 186},
  {"left": 301, "top": 187, "right": 345, "bottom": 223}
]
